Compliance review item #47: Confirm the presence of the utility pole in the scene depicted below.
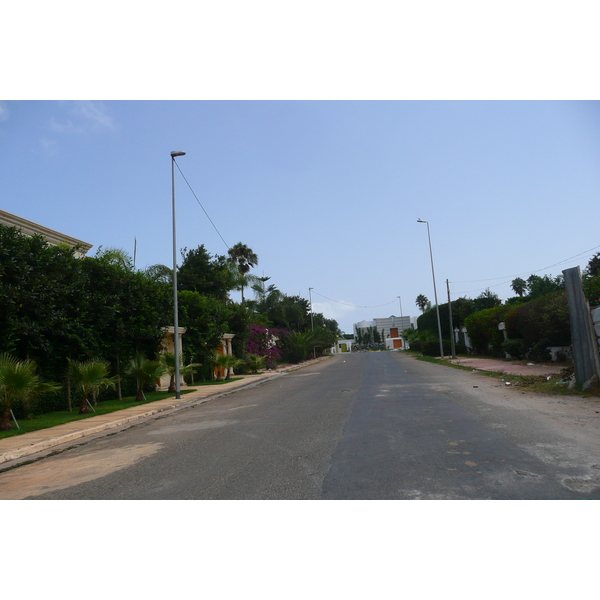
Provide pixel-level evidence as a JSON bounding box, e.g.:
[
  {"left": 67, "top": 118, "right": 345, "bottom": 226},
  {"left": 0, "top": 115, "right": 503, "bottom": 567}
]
[{"left": 446, "top": 279, "right": 456, "bottom": 359}]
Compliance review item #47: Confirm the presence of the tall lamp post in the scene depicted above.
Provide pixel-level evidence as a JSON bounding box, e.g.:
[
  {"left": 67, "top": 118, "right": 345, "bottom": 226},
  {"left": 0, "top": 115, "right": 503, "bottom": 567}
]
[
  {"left": 171, "top": 150, "right": 186, "bottom": 399},
  {"left": 417, "top": 218, "right": 444, "bottom": 359}
]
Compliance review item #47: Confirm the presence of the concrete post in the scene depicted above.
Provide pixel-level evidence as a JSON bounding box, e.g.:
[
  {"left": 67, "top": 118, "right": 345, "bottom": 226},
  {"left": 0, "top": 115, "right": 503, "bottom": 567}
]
[{"left": 563, "top": 266, "right": 600, "bottom": 387}]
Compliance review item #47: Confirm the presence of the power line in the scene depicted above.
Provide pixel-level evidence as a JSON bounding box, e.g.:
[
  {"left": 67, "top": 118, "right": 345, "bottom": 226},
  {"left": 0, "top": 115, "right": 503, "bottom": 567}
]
[
  {"left": 312, "top": 290, "right": 396, "bottom": 309},
  {"left": 174, "top": 161, "right": 230, "bottom": 250},
  {"left": 452, "top": 243, "right": 600, "bottom": 284}
]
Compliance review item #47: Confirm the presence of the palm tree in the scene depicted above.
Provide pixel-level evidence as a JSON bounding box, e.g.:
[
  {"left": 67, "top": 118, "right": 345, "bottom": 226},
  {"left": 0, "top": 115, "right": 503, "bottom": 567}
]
[
  {"left": 245, "top": 354, "right": 266, "bottom": 374},
  {"left": 67, "top": 358, "right": 118, "bottom": 414},
  {"left": 511, "top": 277, "right": 527, "bottom": 297},
  {"left": 211, "top": 353, "right": 243, "bottom": 381},
  {"left": 125, "top": 353, "right": 167, "bottom": 401},
  {"left": 415, "top": 294, "right": 429, "bottom": 313},
  {"left": 94, "top": 246, "right": 133, "bottom": 270},
  {"left": 0, "top": 354, "right": 60, "bottom": 430},
  {"left": 228, "top": 242, "right": 258, "bottom": 304},
  {"left": 160, "top": 352, "right": 201, "bottom": 392}
]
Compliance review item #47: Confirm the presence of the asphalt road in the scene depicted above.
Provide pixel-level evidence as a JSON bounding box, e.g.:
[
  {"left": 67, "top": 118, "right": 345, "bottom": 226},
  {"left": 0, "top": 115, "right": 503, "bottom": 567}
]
[{"left": 3, "top": 352, "right": 600, "bottom": 499}]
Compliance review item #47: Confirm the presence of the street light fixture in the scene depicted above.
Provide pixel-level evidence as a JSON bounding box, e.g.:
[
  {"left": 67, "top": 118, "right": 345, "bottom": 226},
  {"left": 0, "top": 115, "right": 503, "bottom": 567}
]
[
  {"left": 417, "top": 218, "right": 444, "bottom": 359},
  {"left": 171, "top": 151, "right": 186, "bottom": 399}
]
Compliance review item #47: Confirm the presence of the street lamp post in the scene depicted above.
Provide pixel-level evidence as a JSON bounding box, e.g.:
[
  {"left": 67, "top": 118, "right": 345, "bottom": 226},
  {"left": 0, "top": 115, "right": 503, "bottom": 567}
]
[
  {"left": 171, "top": 150, "right": 186, "bottom": 399},
  {"left": 417, "top": 218, "right": 444, "bottom": 359}
]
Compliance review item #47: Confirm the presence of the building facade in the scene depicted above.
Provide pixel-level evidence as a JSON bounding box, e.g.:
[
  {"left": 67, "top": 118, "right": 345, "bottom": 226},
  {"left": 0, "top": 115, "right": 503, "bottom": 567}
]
[{"left": 0, "top": 209, "right": 93, "bottom": 256}]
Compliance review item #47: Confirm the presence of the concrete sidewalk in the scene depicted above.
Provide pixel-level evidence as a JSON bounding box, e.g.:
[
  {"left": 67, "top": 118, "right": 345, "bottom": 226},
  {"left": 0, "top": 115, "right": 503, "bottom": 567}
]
[
  {"left": 0, "top": 357, "right": 329, "bottom": 468},
  {"left": 446, "top": 357, "right": 565, "bottom": 377}
]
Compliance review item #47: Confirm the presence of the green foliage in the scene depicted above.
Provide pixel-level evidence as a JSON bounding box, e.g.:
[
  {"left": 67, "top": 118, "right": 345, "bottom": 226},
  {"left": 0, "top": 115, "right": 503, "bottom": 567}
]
[
  {"left": 227, "top": 242, "right": 258, "bottom": 304},
  {"left": 415, "top": 294, "right": 429, "bottom": 312},
  {"left": 211, "top": 352, "right": 243, "bottom": 380},
  {"left": 583, "top": 274, "right": 600, "bottom": 306},
  {"left": 0, "top": 225, "right": 173, "bottom": 411},
  {"left": 178, "top": 245, "right": 237, "bottom": 300},
  {"left": 0, "top": 354, "right": 60, "bottom": 429},
  {"left": 504, "top": 290, "right": 570, "bottom": 347},
  {"left": 416, "top": 297, "right": 475, "bottom": 339},
  {"left": 525, "top": 274, "right": 564, "bottom": 300},
  {"left": 501, "top": 338, "right": 527, "bottom": 360},
  {"left": 584, "top": 252, "right": 600, "bottom": 278},
  {"left": 472, "top": 289, "right": 502, "bottom": 312},
  {"left": 67, "top": 358, "right": 117, "bottom": 414},
  {"left": 510, "top": 277, "right": 527, "bottom": 297},
  {"left": 178, "top": 290, "right": 230, "bottom": 366},
  {"left": 463, "top": 305, "right": 508, "bottom": 354},
  {"left": 245, "top": 354, "right": 266, "bottom": 373},
  {"left": 125, "top": 353, "right": 167, "bottom": 401}
]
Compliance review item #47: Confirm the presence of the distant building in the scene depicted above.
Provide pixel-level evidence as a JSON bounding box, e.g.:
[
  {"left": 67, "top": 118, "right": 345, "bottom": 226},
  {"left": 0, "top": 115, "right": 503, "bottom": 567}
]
[
  {"left": 0, "top": 209, "right": 93, "bottom": 257},
  {"left": 353, "top": 314, "right": 413, "bottom": 350}
]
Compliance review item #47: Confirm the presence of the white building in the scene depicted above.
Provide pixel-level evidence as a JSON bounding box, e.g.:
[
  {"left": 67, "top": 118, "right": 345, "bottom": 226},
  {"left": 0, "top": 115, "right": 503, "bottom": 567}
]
[{"left": 353, "top": 314, "right": 412, "bottom": 350}]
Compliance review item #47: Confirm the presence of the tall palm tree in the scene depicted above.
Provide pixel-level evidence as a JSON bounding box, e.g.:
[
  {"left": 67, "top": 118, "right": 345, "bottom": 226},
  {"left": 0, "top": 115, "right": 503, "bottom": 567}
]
[
  {"left": 511, "top": 277, "right": 527, "bottom": 297},
  {"left": 228, "top": 242, "right": 258, "bottom": 304},
  {"left": 67, "top": 358, "right": 117, "bottom": 414},
  {"left": 415, "top": 294, "right": 429, "bottom": 313},
  {"left": 125, "top": 353, "right": 167, "bottom": 401},
  {"left": 0, "top": 354, "right": 60, "bottom": 430}
]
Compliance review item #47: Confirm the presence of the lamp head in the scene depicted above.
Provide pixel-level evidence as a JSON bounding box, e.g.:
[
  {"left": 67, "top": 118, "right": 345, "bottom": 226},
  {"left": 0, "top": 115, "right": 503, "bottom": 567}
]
[
  {"left": 417, "top": 218, "right": 426, "bottom": 223},
  {"left": 171, "top": 151, "right": 186, "bottom": 158}
]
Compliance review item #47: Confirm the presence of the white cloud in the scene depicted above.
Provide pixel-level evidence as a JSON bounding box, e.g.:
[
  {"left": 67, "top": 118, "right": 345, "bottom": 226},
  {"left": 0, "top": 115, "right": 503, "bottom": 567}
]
[
  {"left": 49, "top": 101, "right": 116, "bottom": 134},
  {"left": 74, "top": 101, "right": 115, "bottom": 131}
]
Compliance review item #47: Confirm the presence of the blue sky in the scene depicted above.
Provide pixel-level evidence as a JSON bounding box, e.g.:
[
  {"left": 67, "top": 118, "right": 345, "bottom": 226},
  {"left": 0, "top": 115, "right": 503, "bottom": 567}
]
[{"left": 2, "top": 100, "right": 600, "bottom": 333}]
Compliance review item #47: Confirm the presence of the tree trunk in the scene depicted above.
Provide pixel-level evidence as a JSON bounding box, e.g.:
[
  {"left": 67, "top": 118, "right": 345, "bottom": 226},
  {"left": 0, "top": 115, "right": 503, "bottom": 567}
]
[
  {"left": 79, "top": 394, "right": 89, "bottom": 414},
  {"left": 135, "top": 385, "right": 145, "bottom": 402},
  {"left": 0, "top": 405, "right": 12, "bottom": 430},
  {"left": 168, "top": 374, "right": 175, "bottom": 393}
]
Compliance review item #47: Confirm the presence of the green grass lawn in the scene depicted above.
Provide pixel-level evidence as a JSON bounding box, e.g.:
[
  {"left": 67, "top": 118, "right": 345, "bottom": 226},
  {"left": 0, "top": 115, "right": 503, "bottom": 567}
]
[{"left": 0, "top": 378, "right": 243, "bottom": 440}]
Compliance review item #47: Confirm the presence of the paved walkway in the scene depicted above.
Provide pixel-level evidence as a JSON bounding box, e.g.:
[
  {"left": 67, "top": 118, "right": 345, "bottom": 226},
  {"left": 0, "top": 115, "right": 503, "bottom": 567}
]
[
  {"left": 0, "top": 357, "right": 329, "bottom": 467},
  {"left": 447, "top": 357, "right": 565, "bottom": 377}
]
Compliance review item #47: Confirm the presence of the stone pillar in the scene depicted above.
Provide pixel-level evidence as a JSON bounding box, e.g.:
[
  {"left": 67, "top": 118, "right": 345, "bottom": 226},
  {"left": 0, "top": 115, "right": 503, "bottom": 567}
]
[{"left": 563, "top": 266, "right": 600, "bottom": 387}]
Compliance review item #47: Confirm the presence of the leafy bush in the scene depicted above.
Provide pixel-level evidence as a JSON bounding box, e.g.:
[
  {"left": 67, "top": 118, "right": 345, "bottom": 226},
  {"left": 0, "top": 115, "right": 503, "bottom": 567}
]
[
  {"left": 421, "top": 340, "right": 453, "bottom": 357},
  {"left": 501, "top": 338, "right": 527, "bottom": 360},
  {"left": 527, "top": 340, "right": 552, "bottom": 363},
  {"left": 463, "top": 306, "right": 508, "bottom": 355},
  {"left": 504, "top": 290, "right": 570, "bottom": 347}
]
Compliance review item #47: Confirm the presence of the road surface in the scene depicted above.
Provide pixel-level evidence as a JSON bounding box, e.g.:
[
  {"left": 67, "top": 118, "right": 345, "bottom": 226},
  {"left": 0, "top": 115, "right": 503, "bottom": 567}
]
[{"left": 1, "top": 351, "right": 600, "bottom": 499}]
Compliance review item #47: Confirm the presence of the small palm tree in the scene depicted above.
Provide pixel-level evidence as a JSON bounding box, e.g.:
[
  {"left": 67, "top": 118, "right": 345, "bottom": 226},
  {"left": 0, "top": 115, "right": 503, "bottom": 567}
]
[
  {"left": 126, "top": 353, "right": 167, "bottom": 401},
  {"left": 245, "top": 354, "right": 266, "bottom": 374},
  {"left": 160, "top": 351, "right": 179, "bottom": 393},
  {"left": 67, "top": 358, "right": 118, "bottom": 414},
  {"left": 0, "top": 354, "right": 60, "bottom": 430},
  {"left": 160, "top": 352, "right": 201, "bottom": 392},
  {"left": 212, "top": 353, "right": 243, "bottom": 381}
]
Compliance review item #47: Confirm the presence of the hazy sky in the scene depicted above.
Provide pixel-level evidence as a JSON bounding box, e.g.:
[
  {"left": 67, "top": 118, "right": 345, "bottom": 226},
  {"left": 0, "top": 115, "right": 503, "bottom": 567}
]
[{"left": 2, "top": 100, "right": 599, "bottom": 333}]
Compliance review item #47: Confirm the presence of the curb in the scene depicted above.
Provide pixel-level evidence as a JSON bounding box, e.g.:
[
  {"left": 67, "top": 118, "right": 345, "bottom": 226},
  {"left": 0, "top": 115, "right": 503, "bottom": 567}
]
[{"left": 0, "top": 356, "right": 331, "bottom": 466}]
